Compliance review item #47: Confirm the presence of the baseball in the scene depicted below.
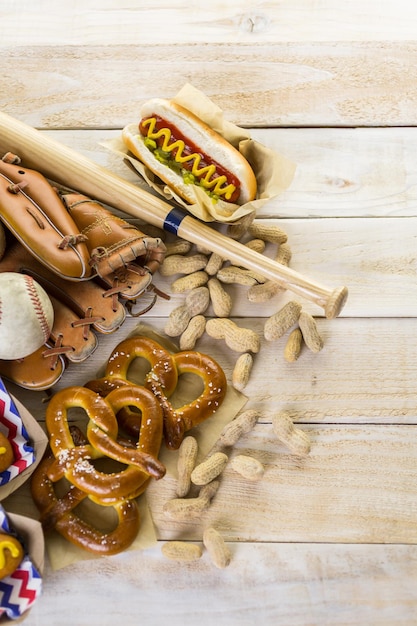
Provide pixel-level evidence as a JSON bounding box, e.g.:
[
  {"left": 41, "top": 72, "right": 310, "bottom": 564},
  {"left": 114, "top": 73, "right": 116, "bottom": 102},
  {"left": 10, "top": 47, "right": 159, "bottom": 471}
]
[{"left": 0, "top": 272, "right": 54, "bottom": 360}]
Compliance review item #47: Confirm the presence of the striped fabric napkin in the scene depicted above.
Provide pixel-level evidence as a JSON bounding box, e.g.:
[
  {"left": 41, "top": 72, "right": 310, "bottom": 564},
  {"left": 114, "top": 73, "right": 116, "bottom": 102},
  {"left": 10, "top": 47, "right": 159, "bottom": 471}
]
[
  {"left": 0, "top": 505, "right": 42, "bottom": 620},
  {"left": 0, "top": 378, "right": 35, "bottom": 485}
]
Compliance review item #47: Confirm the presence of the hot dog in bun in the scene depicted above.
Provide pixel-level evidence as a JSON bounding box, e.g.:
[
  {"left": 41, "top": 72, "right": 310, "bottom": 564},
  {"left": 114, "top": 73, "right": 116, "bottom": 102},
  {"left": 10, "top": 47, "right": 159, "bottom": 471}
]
[{"left": 122, "top": 98, "right": 257, "bottom": 206}]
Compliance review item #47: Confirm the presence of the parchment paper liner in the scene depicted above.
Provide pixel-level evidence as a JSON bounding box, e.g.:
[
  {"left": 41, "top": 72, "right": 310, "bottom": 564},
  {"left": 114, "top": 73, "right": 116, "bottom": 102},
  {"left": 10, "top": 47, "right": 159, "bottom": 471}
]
[
  {"left": 6, "top": 324, "right": 246, "bottom": 570},
  {"left": 104, "top": 83, "right": 296, "bottom": 223},
  {"left": 7, "top": 513, "right": 44, "bottom": 575}
]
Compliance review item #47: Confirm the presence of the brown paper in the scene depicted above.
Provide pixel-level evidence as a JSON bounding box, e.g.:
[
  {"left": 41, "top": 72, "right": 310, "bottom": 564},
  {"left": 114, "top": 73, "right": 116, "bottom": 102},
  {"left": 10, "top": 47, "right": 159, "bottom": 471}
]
[
  {"left": 7, "top": 513, "right": 44, "bottom": 575},
  {"left": 45, "top": 491, "right": 157, "bottom": 570},
  {"left": 0, "top": 396, "right": 48, "bottom": 501},
  {"left": 103, "top": 83, "right": 296, "bottom": 223},
  {"left": 40, "top": 324, "right": 250, "bottom": 570}
]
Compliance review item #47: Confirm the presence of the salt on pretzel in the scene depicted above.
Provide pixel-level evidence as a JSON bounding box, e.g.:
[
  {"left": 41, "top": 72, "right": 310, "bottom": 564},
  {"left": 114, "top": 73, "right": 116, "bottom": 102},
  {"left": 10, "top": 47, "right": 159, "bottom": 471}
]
[
  {"left": 85, "top": 335, "right": 178, "bottom": 437},
  {"left": 45, "top": 385, "right": 165, "bottom": 502},
  {"left": 86, "top": 336, "right": 228, "bottom": 450},
  {"left": 150, "top": 350, "right": 228, "bottom": 450},
  {"left": 85, "top": 336, "right": 178, "bottom": 396},
  {"left": 31, "top": 452, "right": 140, "bottom": 556}
]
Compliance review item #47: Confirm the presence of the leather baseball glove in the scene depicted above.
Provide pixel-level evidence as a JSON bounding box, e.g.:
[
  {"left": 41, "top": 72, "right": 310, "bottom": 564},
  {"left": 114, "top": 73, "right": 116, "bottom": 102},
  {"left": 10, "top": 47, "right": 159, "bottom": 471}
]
[
  {"left": 0, "top": 153, "right": 169, "bottom": 391},
  {"left": 0, "top": 153, "right": 167, "bottom": 291},
  {"left": 60, "top": 191, "right": 166, "bottom": 301}
]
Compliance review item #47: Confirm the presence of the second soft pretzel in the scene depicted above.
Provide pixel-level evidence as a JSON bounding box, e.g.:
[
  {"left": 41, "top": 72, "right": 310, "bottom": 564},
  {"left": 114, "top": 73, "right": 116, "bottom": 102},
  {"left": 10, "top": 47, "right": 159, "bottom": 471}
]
[
  {"left": 86, "top": 335, "right": 227, "bottom": 450},
  {"left": 45, "top": 385, "right": 165, "bottom": 502},
  {"left": 150, "top": 350, "right": 228, "bottom": 450},
  {"left": 85, "top": 335, "right": 179, "bottom": 437}
]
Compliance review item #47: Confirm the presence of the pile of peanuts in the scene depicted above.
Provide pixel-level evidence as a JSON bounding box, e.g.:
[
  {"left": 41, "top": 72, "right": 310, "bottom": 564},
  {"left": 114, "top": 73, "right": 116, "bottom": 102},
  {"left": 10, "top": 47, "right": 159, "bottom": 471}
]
[
  {"left": 161, "top": 408, "right": 311, "bottom": 567},
  {"left": 152, "top": 213, "right": 322, "bottom": 567},
  {"left": 158, "top": 212, "right": 324, "bottom": 393}
]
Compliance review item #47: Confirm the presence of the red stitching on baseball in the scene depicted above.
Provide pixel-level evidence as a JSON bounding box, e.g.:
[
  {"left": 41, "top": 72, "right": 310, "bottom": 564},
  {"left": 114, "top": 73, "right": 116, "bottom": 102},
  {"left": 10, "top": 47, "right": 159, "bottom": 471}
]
[{"left": 24, "top": 274, "right": 51, "bottom": 342}]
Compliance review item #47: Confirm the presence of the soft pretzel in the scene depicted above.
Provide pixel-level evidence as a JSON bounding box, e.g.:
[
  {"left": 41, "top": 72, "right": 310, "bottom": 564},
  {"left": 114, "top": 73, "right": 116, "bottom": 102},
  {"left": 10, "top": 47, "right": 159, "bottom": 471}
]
[
  {"left": 86, "top": 336, "right": 178, "bottom": 396},
  {"left": 86, "top": 335, "right": 227, "bottom": 450},
  {"left": 45, "top": 385, "right": 165, "bottom": 502},
  {"left": 151, "top": 350, "right": 228, "bottom": 450},
  {"left": 85, "top": 336, "right": 178, "bottom": 437},
  {"left": 31, "top": 451, "right": 140, "bottom": 556}
]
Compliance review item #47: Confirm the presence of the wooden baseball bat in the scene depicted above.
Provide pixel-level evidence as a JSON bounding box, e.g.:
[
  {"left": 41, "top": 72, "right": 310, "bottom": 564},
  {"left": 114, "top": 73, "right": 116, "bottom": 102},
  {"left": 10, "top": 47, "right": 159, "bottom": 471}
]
[{"left": 0, "top": 111, "right": 348, "bottom": 318}]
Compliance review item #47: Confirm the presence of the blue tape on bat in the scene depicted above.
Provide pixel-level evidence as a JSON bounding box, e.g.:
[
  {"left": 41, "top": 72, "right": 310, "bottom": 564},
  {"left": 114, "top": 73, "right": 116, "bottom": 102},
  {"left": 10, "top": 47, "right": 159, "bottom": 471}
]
[{"left": 163, "top": 207, "right": 188, "bottom": 234}]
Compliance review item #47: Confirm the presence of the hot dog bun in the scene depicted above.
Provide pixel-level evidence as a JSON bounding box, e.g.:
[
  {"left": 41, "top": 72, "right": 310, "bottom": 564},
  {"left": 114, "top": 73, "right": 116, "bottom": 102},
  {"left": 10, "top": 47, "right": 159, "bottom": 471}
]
[{"left": 122, "top": 98, "right": 257, "bottom": 206}]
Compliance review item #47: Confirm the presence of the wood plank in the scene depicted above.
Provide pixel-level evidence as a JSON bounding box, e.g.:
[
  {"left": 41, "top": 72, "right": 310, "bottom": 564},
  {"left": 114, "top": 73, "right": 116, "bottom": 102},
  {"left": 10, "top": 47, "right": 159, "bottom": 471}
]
[
  {"left": 11, "top": 423, "right": 417, "bottom": 544},
  {"left": 144, "top": 423, "right": 417, "bottom": 544},
  {"left": 9, "top": 317, "right": 417, "bottom": 425},
  {"left": 254, "top": 127, "right": 417, "bottom": 219},
  {"left": 43, "top": 127, "right": 417, "bottom": 219},
  {"left": 2, "top": 1, "right": 417, "bottom": 45},
  {"left": 149, "top": 217, "right": 417, "bottom": 318},
  {"left": 2, "top": 43, "right": 417, "bottom": 127},
  {"left": 26, "top": 543, "right": 417, "bottom": 626}
]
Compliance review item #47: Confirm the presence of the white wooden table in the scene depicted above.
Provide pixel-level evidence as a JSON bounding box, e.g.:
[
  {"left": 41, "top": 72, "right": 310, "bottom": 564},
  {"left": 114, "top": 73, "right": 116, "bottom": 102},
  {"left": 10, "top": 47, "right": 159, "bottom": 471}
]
[{"left": 1, "top": 2, "right": 417, "bottom": 624}]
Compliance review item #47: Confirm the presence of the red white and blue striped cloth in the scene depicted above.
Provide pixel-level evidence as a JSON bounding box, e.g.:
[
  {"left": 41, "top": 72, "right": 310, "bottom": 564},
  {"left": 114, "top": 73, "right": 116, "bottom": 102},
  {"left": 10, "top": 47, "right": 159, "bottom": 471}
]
[
  {"left": 0, "top": 378, "right": 35, "bottom": 485},
  {"left": 0, "top": 505, "right": 42, "bottom": 619}
]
